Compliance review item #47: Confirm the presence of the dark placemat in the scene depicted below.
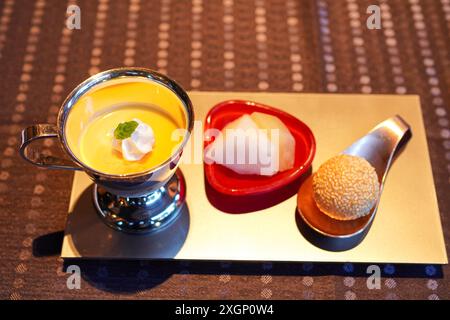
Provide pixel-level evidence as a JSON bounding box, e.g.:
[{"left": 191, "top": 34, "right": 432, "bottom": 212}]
[{"left": 0, "top": 0, "right": 448, "bottom": 300}]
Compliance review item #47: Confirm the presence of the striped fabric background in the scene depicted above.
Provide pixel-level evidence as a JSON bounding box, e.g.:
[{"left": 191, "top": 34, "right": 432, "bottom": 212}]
[{"left": 0, "top": 0, "right": 449, "bottom": 299}]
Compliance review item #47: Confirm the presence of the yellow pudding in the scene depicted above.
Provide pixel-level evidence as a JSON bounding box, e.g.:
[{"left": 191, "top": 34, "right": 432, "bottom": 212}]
[
  {"left": 79, "top": 105, "right": 181, "bottom": 174},
  {"left": 65, "top": 78, "right": 187, "bottom": 175}
]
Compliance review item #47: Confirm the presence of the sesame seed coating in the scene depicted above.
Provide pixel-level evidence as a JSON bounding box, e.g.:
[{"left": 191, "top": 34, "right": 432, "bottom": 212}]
[{"left": 312, "top": 154, "right": 380, "bottom": 220}]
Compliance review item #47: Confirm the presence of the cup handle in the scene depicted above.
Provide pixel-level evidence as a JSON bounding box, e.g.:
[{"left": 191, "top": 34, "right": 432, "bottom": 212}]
[{"left": 20, "top": 124, "right": 82, "bottom": 171}]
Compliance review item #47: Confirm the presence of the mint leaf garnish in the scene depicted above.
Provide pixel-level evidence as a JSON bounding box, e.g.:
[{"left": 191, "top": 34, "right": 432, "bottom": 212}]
[{"left": 114, "top": 120, "right": 139, "bottom": 140}]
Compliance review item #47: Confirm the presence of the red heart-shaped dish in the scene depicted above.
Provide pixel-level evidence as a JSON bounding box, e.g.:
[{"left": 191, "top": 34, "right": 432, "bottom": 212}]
[{"left": 204, "top": 100, "right": 316, "bottom": 201}]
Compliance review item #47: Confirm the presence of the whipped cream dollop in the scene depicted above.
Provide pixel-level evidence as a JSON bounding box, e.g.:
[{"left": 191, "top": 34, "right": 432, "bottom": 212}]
[{"left": 113, "top": 118, "right": 155, "bottom": 161}]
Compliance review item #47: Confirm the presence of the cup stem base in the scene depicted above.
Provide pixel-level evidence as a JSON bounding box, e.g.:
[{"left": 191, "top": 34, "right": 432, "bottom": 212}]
[{"left": 93, "top": 169, "right": 186, "bottom": 234}]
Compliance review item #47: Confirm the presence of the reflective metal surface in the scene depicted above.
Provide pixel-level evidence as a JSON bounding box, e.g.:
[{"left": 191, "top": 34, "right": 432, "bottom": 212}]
[
  {"left": 20, "top": 68, "right": 194, "bottom": 233},
  {"left": 94, "top": 169, "right": 186, "bottom": 234},
  {"left": 20, "top": 68, "right": 194, "bottom": 192},
  {"left": 20, "top": 124, "right": 81, "bottom": 170},
  {"left": 62, "top": 93, "right": 447, "bottom": 264},
  {"left": 64, "top": 179, "right": 190, "bottom": 259},
  {"left": 57, "top": 68, "right": 194, "bottom": 184},
  {"left": 297, "top": 115, "right": 412, "bottom": 251}
]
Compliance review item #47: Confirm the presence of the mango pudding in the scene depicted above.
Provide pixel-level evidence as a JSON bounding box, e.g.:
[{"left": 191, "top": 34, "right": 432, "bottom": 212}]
[{"left": 64, "top": 78, "right": 187, "bottom": 175}]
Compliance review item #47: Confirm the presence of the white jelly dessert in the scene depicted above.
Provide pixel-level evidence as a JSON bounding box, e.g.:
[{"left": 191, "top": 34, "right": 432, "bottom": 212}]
[{"left": 204, "top": 112, "right": 296, "bottom": 176}]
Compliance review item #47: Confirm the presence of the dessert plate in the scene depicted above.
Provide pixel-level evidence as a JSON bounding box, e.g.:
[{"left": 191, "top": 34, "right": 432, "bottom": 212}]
[
  {"left": 203, "top": 100, "right": 316, "bottom": 198},
  {"left": 61, "top": 92, "right": 447, "bottom": 264}
]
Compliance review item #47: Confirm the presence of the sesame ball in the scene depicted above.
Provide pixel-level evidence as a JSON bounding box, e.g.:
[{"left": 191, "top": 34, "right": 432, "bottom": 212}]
[{"left": 312, "top": 154, "right": 380, "bottom": 220}]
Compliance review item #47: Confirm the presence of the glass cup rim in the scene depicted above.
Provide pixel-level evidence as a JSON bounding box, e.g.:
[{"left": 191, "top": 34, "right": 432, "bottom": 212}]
[{"left": 56, "top": 67, "right": 194, "bottom": 179}]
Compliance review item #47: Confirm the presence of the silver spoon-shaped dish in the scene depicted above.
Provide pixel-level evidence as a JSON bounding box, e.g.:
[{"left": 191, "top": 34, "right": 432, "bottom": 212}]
[{"left": 296, "top": 115, "right": 412, "bottom": 251}]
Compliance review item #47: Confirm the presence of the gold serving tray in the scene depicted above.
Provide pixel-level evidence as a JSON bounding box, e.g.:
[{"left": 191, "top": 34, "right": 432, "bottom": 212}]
[{"left": 61, "top": 92, "right": 448, "bottom": 264}]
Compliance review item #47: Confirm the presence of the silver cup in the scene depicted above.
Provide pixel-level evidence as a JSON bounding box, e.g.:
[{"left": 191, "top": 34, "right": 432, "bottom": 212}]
[{"left": 20, "top": 68, "right": 194, "bottom": 234}]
